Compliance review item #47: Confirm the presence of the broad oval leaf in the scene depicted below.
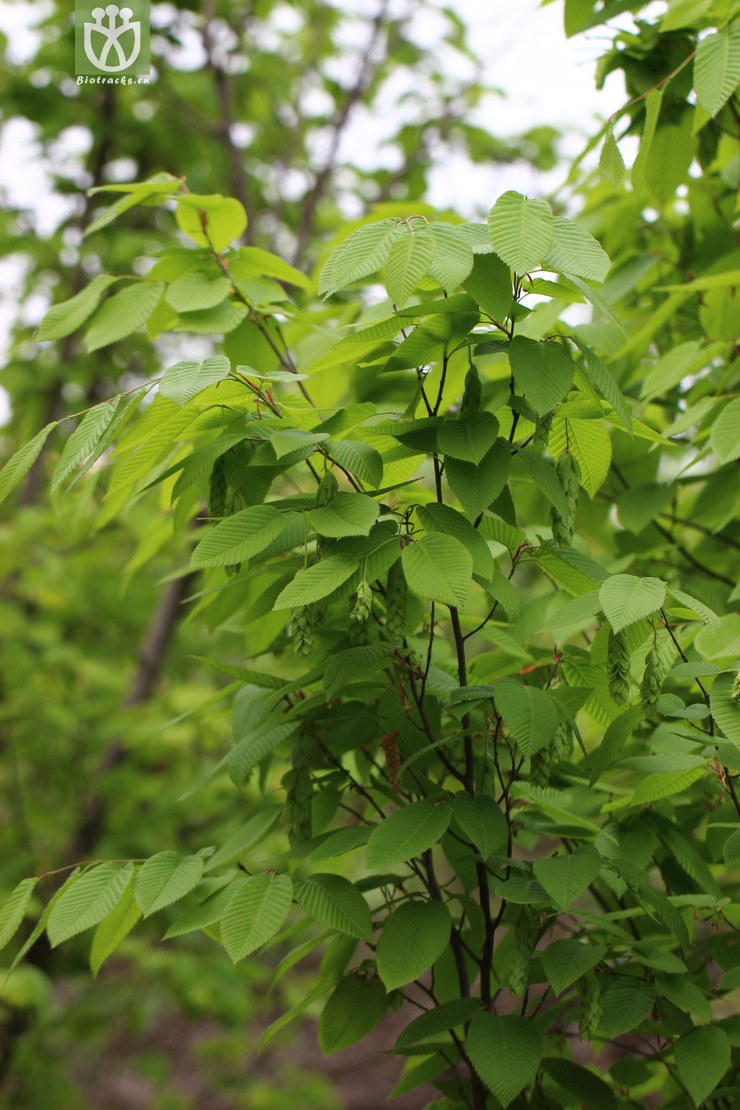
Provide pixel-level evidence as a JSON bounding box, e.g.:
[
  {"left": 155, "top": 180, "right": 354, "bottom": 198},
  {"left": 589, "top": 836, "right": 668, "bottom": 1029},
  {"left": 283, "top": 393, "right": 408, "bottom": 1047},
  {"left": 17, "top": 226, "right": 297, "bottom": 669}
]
[
  {"left": 135, "top": 852, "right": 204, "bottom": 917},
  {"left": 376, "top": 900, "right": 451, "bottom": 989},
  {"left": 438, "top": 412, "right": 499, "bottom": 465},
  {"left": 466, "top": 1011, "right": 542, "bottom": 1108},
  {"left": 487, "top": 191, "right": 555, "bottom": 274},
  {"left": 533, "top": 846, "right": 602, "bottom": 910},
  {"left": 452, "top": 793, "right": 507, "bottom": 858},
  {"left": 273, "top": 554, "right": 359, "bottom": 609},
  {"left": 494, "top": 677, "right": 560, "bottom": 756},
  {"left": 84, "top": 281, "right": 165, "bottom": 352},
  {"left": 599, "top": 574, "right": 666, "bottom": 634},
  {"left": 47, "top": 863, "right": 133, "bottom": 947},
  {"left": 0, "top": 878, "right": 37, "bottom": 952},
  {"left": 89, "top": 881, "right": 142, "bottom": 976},
  {"left": 694, "top": 23, "right": 740, "bottom": 117},
  {"left": 401, "top": 534, "right": 472, "bottom": 608},
  {"left": 191, "top": 505, "right": 288, "bottom": 568},
  {"left": 509, "top": 337, "right": 576, "bottom": 416},
  {"left": 542, "top": 940, "right": 607, "bottom": 994},
  {"left": 366, "top": 799, "right": 452, "bottom": 869},
  {"left": 544, "top": 216, "right": 611, "bottom": 283},
  {"left": 445, "top": 438, "right": 511, "bottom": 520},
  {"left": 220, "top": 873, "right": 293, "bottom": 963},
  {"left": 394, "top": 998, "right": 481, "bottom": 1051},
  {"left": 384, "top": 224, "right": 435, "bottom": 305},
  {"left": 310, "top": 492, "right": 379, "bottom": 538},
  {"left": 0, "top": 422, "right": 58, "bottom": 505},
  {"left": 294, "top": 873, "right": 372, "bottom": 939},
  {"left": 319, "top": 975, "right": 388, "bottom": 1055},
  {"left": 675, "top": 1025, "right": 731, "bottom": 1107},
  {"left": 319, "top": 219, "right": 400, "bottom": 298},
  {"left": 176, "top": 194, "right": 247, "bottom": 251}
]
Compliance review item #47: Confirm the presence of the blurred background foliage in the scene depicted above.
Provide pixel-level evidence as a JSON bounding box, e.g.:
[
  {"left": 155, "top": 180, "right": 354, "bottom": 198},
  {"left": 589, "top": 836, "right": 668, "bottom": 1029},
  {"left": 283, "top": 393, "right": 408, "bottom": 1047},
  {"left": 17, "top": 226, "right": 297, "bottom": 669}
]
[{"left": 0, "top": 2, "right": 558, "bottom": 1106}]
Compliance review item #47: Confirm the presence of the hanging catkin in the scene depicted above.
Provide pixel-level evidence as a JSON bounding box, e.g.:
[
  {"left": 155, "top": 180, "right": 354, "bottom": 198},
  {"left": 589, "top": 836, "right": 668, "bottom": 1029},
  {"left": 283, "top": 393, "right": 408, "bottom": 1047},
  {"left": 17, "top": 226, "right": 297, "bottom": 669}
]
[{"left": 607, "top": 627, "right": 631, "bottom": 705}]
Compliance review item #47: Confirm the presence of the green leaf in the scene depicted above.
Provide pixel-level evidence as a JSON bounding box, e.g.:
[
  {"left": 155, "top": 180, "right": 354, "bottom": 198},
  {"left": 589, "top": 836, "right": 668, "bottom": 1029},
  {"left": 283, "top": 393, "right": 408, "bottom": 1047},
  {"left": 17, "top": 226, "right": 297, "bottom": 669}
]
[
  {"left": 466, "top": 1012, "right": 542, "bottom": 1107},
  {"left": 232, "top": 245, "right": 310, "bottom": 290},
  {"left": 84, "top": 281, "right": 164, "bottom": 351},
  {"left": 384, "top": 224, "right": 435, "bottom": 304},
  {"left": 47, "top": 863, "right": 133, "bottom": 947},
  {"left": 452, "top": 793, "right": 507, "bottom": 858},
  {"left": 599, "top": 980, "right": 655, "bottom": 1037},
  {"left": 163, "top": 885, "right": 235, "bottom": 939},
  {"left": 542, "top": 940, "right": 606, "bottom": 993},
  {"left": 294, "top": 874, "right": 372, "bottom": 939},
  {"left": 509, "top": 337, "right": 576, "bottom": 416},
  {"left": 36, "top": 274, "right": 117, "bottom": 341},
  {"left": 176, "top": 194, "right": 247, "bottom": 251},
  {"left": 661, "top": 0, "right": 714, "bottom": 30},
  {"left": 220, "top": 873, "right": 293, "bottom": 962},
  {"left": 395, "top": 998, "right": 481, "bottom": 1051},
  {"left": 134, "top": 852, "right": 204, "bottom": 916},
  {"left": 599, "top": 574, "right": 666, "bottom": 634},
  {"left": 554, "top": 415, "right": 612, "bottom": 497},
  {"left": 166, "top": 273, "right": 232, "bottom": 312},
  {"left": 310, "top": 492, "right": 379, "bottom": 538},
  {"left": 191, "top": 506, "right": 287, "bottom": 568},
  {"left": 401, "top": 534, "right": 473, "bottom": 608},
  {"left": 159, "top": 355, "right": 230, "bottom": 405},
  {"left": 0, "top": 878, "right": 37, "bottom": 952},
  {"left": 694, "top": 22, "right": 740, "bottom": 117},
  {"left": 416, "top": 503, "right": 494, "bottom": 582},
  {"left": 323, "top": 645, "right": 390, "bottom": 696},
  {"left": 710, "top": 673, "right": 740, "bottom": 745},
  {"left": 543, "top": 1059, "right": 617, "bottom": 1110},
  {"left": 463, "top": 252, "right": 512, "bottom": 320},
  {"left": 675, "top": 1025, "right": 731, "bottom": 1107},
  {"left": 51, "top": 400, "right": 122, "bottom": 491},
  {"left": 427, "top": 222, "right": 475, "bottom": 290},
  {"left": 517, "top": 451, "right": 569, "bottom": 519},
  {"left": 494, "top": 677, "right": 560, "bottom": 756},
  {"left": 438, "top": 412, "right": 499, "bottom": 464},
  {"left": 574, "top": 340, "right": 632, "bottom": 435},
  {"left": 366, "top": 800, "right": 452, "bottom": 869},
  {"left": 544, "top": 217, "right": 610, "bottom": 283},
  {"left": 269, "top": 429, "right": 329, "bottom": 459},
  {"left": 228, "top": 721, "right": 299, "bottom": 787},
  {"left": 90, "top": 882, "right": 142, "bottom": 976},
  {"left": 319, "top": 975, "right": 388, "bottom": 1055},
  {"left": 0, "top": 422, "right": 58, "bottom": 505},
  {"left": 667, "top": 587, "right": 720, "bottom": 631},
  {"left": 376, "top": 900, "right": 451, "bottom": 989},
  {"left": 723, "top": 828, "right": 740, "bottom": 866},
  {"left": 487, "top": 191, "right": 555, "bottom": 274},
  {"left": 273, "top": 555, "right": 359, "bottom": 609},
  {"left": 711, "top": 397, "right": 740, "bottom": 463},
  {"left": 319, "top": 220, "right": 400, "bottom": 297},
  {"left": 533, "top": 846, "right": 602, "bottom": 909},
  {"left": 445, "top": 439, "right": 511, "bottom": 520},
  {"left": 632, "top": 90, "right": 664, "bottom": 195},
  {"left": 326, "top": 440, "right": 383, "bottom": 487},
  {"left": 599, "top": 128, "right": 626, "bottom": 186}
]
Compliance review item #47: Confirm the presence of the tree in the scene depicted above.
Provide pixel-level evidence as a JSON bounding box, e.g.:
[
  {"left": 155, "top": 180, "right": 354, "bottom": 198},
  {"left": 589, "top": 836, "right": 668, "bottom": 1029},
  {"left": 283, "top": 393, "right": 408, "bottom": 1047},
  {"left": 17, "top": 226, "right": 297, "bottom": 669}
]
[{"left": 1, "top": 0, "right": 739, "bottom": 1107}]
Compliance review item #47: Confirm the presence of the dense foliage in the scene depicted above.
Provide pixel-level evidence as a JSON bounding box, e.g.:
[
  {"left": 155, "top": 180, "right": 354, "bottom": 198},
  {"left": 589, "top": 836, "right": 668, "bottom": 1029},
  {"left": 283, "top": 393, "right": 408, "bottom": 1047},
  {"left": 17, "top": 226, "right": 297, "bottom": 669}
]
[{"left": 1, "top": 0, "right": 739, "bottom": 1106}]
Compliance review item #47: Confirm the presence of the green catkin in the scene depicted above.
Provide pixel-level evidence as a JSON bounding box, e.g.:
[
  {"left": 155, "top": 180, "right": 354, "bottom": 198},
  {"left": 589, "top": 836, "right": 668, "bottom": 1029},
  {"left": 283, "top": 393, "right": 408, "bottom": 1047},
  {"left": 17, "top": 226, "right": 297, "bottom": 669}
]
[
  {"left": 351, "top": 579, "right": 372, "bottom": 623},
  {"left": 607, "top": 627, "right": 631, "bottom": 705},
  {"left": 508, "top": 909, "right": 537, "bottom": 997},
  {"left": 316, "top": 469, "right": 338, "bottom": 507},
  {"left": 731, "top": 672, "right": 740, "bottom": 701},
  {"left": 640, "top": 632, "right": 662, "bottom": 719},
  {"left": 282, "top": 764, "right": 313, "bottom": 846},
  {"left": 459, "top": 364, "right": 482, "bottom": 417},
  {"left": 533, "top": 410, "right": 553, "bottom": 449},
  {"left": 578, "top": 971, "right": 602, "bottom": 1041},
  {"left": 208, "top": 455, "right": 227, "bottom": 518},
  {"left": 385, "top": 560, "right": 408, "bottom": 643},
  {"left": 551, "top": 720, "right": 573, "bottom": 763},
  {"left": 290, "top": 605, "right": 315, "bottom": 657},
  {"left": 529, "top": 742, "right": 553, "bottom": 789},
  {"left": 550, "top": 452, "right": 580, "bottom": 547}
]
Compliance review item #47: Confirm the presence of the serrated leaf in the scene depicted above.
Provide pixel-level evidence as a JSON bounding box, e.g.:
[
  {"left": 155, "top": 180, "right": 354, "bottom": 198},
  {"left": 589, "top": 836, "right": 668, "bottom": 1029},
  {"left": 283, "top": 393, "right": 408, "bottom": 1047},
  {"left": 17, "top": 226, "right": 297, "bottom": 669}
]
[
  {"left": 36, "top": 274, "right": 117, "bottom": 341},
  {"left": 463, "top": 251, "right": 512, "bottom": 321},
  {"left": 220, "top": 873, "right": 293, "bottom": 963},
  {"left": 0, "top": 422, "right": 58, "bottom": 505},
  {"left": 694, "top": 22, "right": 740, "bottom": 117},
  {"left": 427, "top": 222, "right": 475, "bottom": 290},
  {"left": 294, "top": 874, "right": 372, "bottom": 939},
  {"left": 135, "top": 852, "right": 204, "bottom": 916},
  {"left": 545, "top": 217, "right": 610, "bottom": 283},
  {"left": 176, "top": 194, "right": 247, "bottom": 251},
  {"left": 445, "top": 439, "right": 511, "bottom": 520},
  {"left": 394, "top": 998, "right": 481, "bottom": 1051},
  {"left": 534, "top": 847, "right": 602, "bottom": 910},
  {"left": 487, "top": 191, "right": 554, "bottom": 274},
  {"left": 574, "top": 340, "right": 632, "bottom": 434},
  {"left": 600, "top": 980, "right": 655, "bottom": 1037},
  {"left": 163, "top": 884, "right": 236, "bottom": 939},
  {"left": 228, "top": 721, "right": 299, "bottom": 787},
  {"left": 51, "top": 400, "right": 121, "bottom": 491},
  {"left": 0, "top": 878, "right": 37, "bottom": 951},
  {"left": 509, "top": 337, "right": 576, "bottom": 416},
  {"left": 319, "top": 975, "right": 388, "bottom": 1055},
  {"left": 401, "top": 534, "right": 472, "bottom": 608},
  {"left": 191, "top": 506, "right": 287, "bottom": 568},
  {"left": 710, "top": 673, "right": 740, "bottom": 745},
  {"left": 557, "top": 416, "right": 612, "bottom": 497},
  {"left": 166, "top": 273, "right": 232, "bottom": 312},
  {"left": 326, "top": 440, "right": 383, "bottom": 487},
  {"left": 384, "top": 225, "right": 435, "bottom": 304},
  {"left": 494, "top": 677, "right": 560, "bottom": 756},
  {"left": 517, "top": 451, "right": 569, "bottom": 519},
  {"left": 84, "top": 281, "right": 164, "bottom": 351},
  {"left": 376, "top": 900, "right": 451, "bottom": 989},
  {"left": 675, "top": 1025, "right": 731, "bottom": 1107},
  {"left": 310, "top": 492, "right": 379, "bottom": 538},
  {"left": 416, "top": 502, "right": 494, "bottom": 582},
  {"left": 452, "top": 793, "right": 507, "bottom": 858},
  {"left": 542, "top": 940, "right": 606, "bottom": 993},
  {"left": 711, "top": 397, "right": 740, "bottom": 463},
  {"left": 47, "top": 863, "right": 133, "bottom": 947},
  {"left": 668, "top": 587, "right": 720, "bottom": 631},
  {"left": 323, "top": 645, "right": 390, "bottom": 695},
  {"left": 159, "top": 355, "right": 230, "bottom": 406},
  {"left": 599, "top": 128, "right": 626, "bottom": 186},
  {"left": 466, "top": 1012, "right": 542, "bottom": 1108},
  {"left": 366, "top": 800, "right": 452, "bottom": 869},
  {"left": 599, "top": 574, "right": 665, "bottom": 633},
  {"left": 270, "top": 428, "right": 329, "bottom": 459},
  {"left": 438, "top": 412, "right": 499, "bottom": 464},
  {"left": 564, "top": 273, "right": 628, "bottom": 336},
  {"left": 90, "top": 882, "right": 142, "bottom": 975},
  {"left": 319, "top": 220, "right": 400, "bottom": 297},
  {"left": 273, "top": 555, "right": 359, "bottom": 609}
]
